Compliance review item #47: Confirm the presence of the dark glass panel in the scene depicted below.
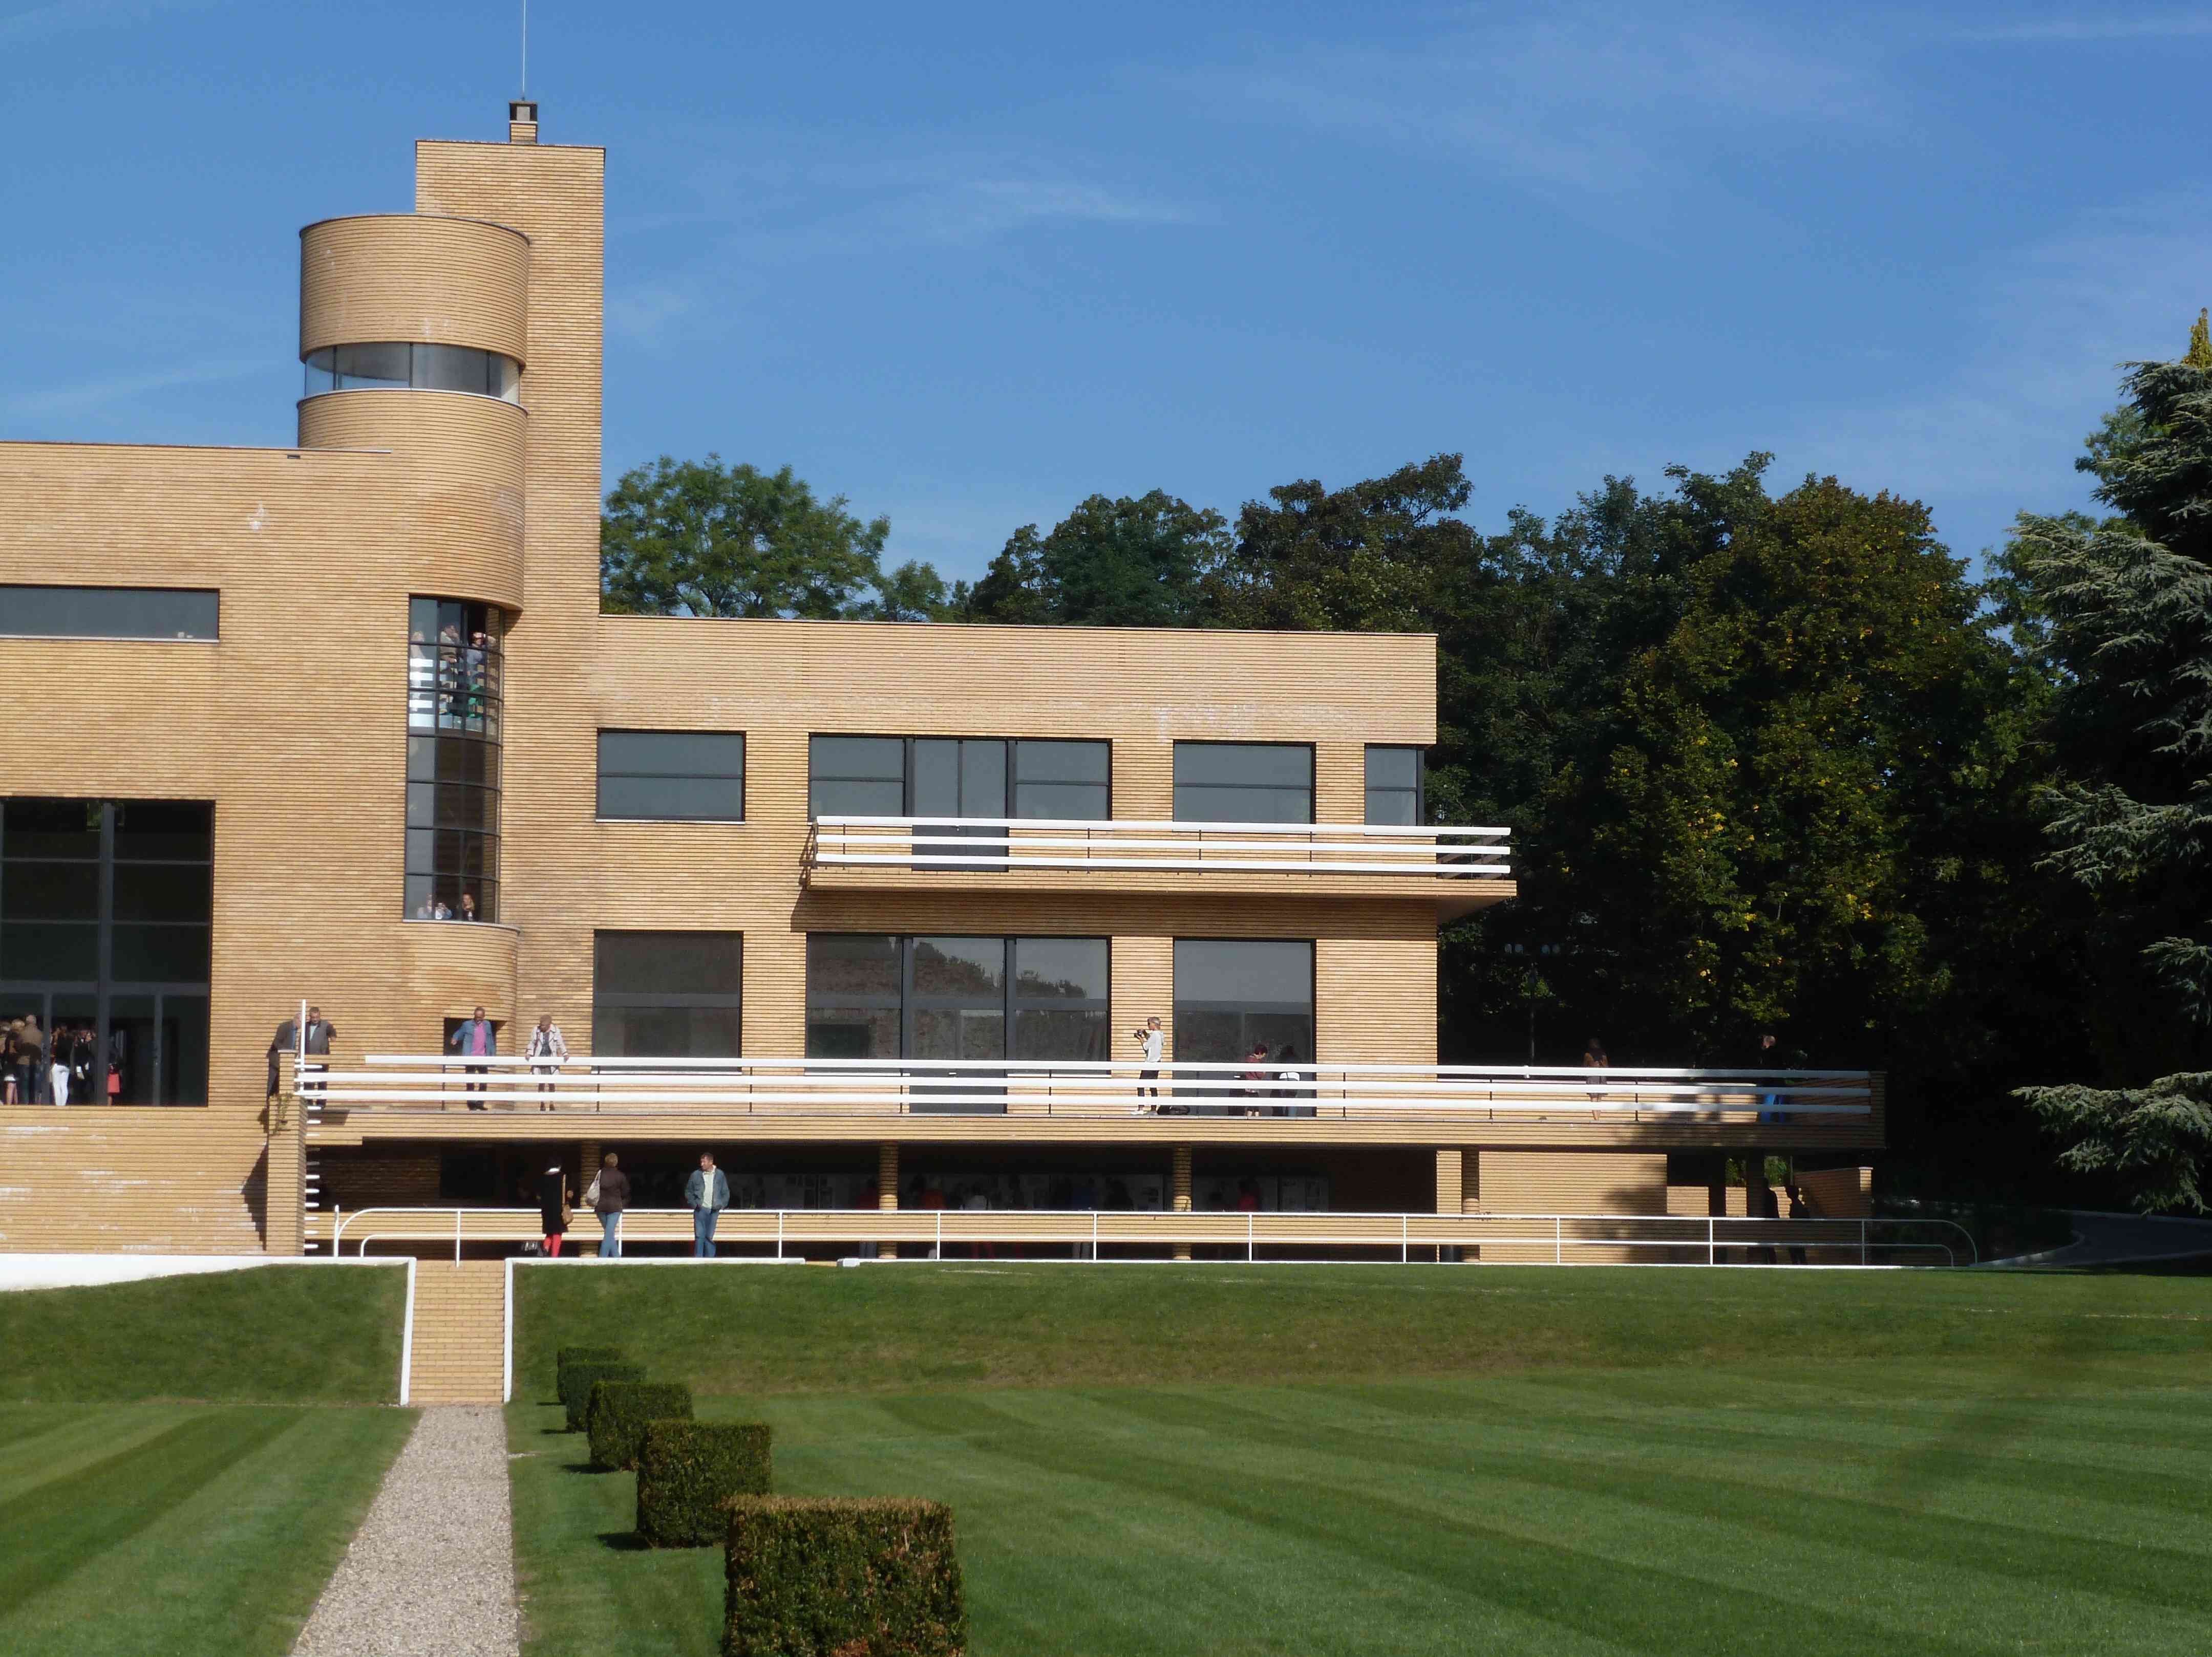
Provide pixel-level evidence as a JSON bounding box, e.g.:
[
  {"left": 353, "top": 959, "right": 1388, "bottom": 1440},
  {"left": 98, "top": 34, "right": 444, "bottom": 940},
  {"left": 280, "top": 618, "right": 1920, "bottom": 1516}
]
[
  {"left": 804, "top": 1006, "right": 897, "bottom": 1060},
  {"left": 1013, "top": 937, "right": 1109, "bottom": 1001},
  {"left": 1014, "top": 740, "right": 1110, "bottom": 784},
  {"left": 405, "top": 829, "right": 434, "bottom": 876},
  {"left": 911, "top": 739, "right": 961, "bottom": 818},
  {"left": 912, "top": 937, "right": 1004, "bottom": 998},
  {"left": 1013, "top": 1007, "right": 1109, "bottom": 1061},
  {"left": 912, "top": 1007, "right": 1005, "bottom": 1061},
  {"left": 413, "top": 342, "right": 491, "bottom": 394},
  {"left": 2, "top": 862, "right": 99, "bottom": 920},
  {"left": 812, "top": 778, "right": 904, "bottom": 817},
  {"left": 112, "top": 862, "right": 212, "bottom": 922},
  {"left": 598, "top": 730, "right": 746, "bottom": 778},
  {"left": 332, "top": 342, "right": 409, "bottom": 388},
  {"left": 805, "top": 934, "right": 899, "bottom": 999},
  {"left": 595, "top": 931, "right": 743, "bottom": 996},
  {"left": 0, "top": 587, "right": 218, "bottom": 641},
  {"left": 1173, "top": 743, "right": 1313, "bottom": 788},
  {"left": 3, "top": 800, "right": 98, "bottom": 859},
  {"left": 1174, "top": 939, "right": 1314, "bottom": 1006},
  {"left": 108, "top": 994, "right": 157, "bottom": 1104},
  {"left": 159, "top": 993, "right": 210, "bottom": 1105},
  {"left": 1011, "top": 782, "right": 1109, "bottom": 821},
  {"left": 111, "top": 924, "right": 211, "bottom": 983},
  {"left": 1173, "top": 785, "right": 1313, "bottom": 824},
  {"left": 1366, "top": 746, "right": 1420, "bottom": 789},
  {"left": 593, "top": 1005, "right": 741, "bottom": 1059},
  {"left": 111, "top": 802, "right": 212, "bottom": 861},
  {"left": 0, "top": 922, "right": 98, "bottom": 981},
  {"left": 595, "top": 775, "right": 745, "bottom": 821},
  {"left": 406, "top": 783, "right": 436, "bottom": 829}
]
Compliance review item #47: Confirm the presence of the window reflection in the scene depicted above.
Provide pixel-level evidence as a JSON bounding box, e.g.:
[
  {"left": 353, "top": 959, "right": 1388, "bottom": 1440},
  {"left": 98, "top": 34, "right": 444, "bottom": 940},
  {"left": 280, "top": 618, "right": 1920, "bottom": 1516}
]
[
  {"left": 305, "top": 343, "right": 522, "bottom": 402},
  {"left": 405, "top": 598, "right": 502, "bottom": 920}
]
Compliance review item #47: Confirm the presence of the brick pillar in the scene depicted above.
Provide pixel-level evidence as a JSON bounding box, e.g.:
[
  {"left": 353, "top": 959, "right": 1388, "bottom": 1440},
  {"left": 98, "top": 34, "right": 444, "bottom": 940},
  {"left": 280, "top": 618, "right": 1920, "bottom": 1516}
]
[
  {"left": 1172, "top": 1144, "right": 1193, "bottom": 1262},
  {"left": 878, "top": 1143, "right": 899, "bottom": 1260},
  {"left": 265, "top": 1066, "right": 305, "bottom": 1256},
  {"left": 1434, "top": 1149, "right": 1462, "bottom": 1264}
]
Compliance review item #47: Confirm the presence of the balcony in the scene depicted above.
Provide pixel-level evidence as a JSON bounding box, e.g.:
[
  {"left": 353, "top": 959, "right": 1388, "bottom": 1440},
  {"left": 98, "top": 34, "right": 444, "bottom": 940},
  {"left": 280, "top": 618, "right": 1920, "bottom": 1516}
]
[
  {"left": 803, "top": 816, "right": 1514, "bottom": 913},
  {"left": 296, "top": 1055, "right": 1879, "bottom": 1149}
]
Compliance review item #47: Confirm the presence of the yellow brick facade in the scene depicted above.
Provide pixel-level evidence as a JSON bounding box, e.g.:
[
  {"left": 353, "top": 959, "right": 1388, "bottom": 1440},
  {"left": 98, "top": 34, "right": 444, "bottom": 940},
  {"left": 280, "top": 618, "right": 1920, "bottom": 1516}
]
[{"left": 0, "top": 111, "right": 1879, "bottom": 1254}]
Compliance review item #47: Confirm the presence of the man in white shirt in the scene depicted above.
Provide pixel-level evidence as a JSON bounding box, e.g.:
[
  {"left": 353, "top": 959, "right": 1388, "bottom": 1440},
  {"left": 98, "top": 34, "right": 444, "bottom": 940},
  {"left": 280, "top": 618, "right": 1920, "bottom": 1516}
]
[{"left": 1135, "top": 1017, "right": 1164, "bottom": 1113}]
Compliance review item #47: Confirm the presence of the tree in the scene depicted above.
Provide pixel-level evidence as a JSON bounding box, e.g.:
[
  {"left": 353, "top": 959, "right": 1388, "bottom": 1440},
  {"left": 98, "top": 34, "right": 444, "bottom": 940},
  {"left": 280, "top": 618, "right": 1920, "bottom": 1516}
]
[
  {"left": 847, "top": 560, "right": 967, "bottom": 622},
  {"left": 965, "top": 491, "right": 1230, "bottom": 627},
  {"left": 1518, "top": 459, "right": 2033, "bottom": 1065},
  {"left": 602, "top": 455, "right": 944, "bottom": 620},
  {"left": 1213, "top": 454, "right": 1476, "bottom": 633},
  {"left": 2007, "top": 331, "right": 2212, "bottom": 1212}
]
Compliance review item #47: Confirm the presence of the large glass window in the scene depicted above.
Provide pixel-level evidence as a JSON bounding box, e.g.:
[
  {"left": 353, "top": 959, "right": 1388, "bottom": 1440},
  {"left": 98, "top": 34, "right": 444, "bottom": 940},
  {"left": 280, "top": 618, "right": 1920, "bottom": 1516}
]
[
  {"left": 597, "top": 731, "right": 746, "bottom": 821},
  {"left": 0, "top": 799, "right": 213, "bottom": 1105},
  {"left": 305, "top": 343, "right": 522, "bottom": 402},
  {"left": 1173, "top": 939, "right": 1314, "bottom": 1113},
  {"left": 592, "top": 932, "right": 742, "bottom": 1057},
  {"left": 406, "top": 598, "right": 502, "bottom": 920},
  {"left": 1173, "top": 743, "right": 1313, "bottom": 823},
  {"left": 809, "top": 737, "right": 1111, "bottom": 821},
  {"left": 1365, "top": 746, "right": 1425, "bottom": 825},
  {"left": 0, "top": 586, "right": 217, "bottom": 641},
  {"left": 806, "top": 934, "right": 1109, "bottom": 1113}
]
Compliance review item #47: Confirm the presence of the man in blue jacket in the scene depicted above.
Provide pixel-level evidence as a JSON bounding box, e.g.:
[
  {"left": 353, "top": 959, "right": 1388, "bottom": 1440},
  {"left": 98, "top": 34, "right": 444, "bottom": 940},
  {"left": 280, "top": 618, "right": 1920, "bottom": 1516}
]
[{"left": 685, "top": 1150, "right": 730, "bottom": 1258}]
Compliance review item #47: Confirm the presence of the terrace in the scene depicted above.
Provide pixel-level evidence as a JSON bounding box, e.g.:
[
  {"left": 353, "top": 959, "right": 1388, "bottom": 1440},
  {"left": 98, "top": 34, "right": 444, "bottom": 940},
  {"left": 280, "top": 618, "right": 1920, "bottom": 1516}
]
[
  {"left": 801, "top": 816, "right": 1515, "bottom": 915},
  {"left": 293, "top": 1054, "right": 1881, "bottom": 1150}
]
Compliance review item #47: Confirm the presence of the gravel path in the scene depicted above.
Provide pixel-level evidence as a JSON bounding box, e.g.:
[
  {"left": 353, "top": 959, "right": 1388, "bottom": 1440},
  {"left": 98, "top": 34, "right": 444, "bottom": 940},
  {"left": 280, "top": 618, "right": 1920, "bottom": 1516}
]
[{"left": 292, "top": 1407, "right": 520, "bottom": 1657}]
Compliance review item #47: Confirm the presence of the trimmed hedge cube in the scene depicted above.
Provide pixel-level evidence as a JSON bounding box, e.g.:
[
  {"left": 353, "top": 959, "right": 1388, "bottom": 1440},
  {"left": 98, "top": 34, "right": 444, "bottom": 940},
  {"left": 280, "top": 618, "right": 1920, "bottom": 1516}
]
[
  {"left": 562, "top": 1362, "right": 644, "bottom": 1432},
  {"left": 555, "top": 1346, "right": 629, "bottom": 1404},
  {"left": 723, "top": 1497, "right": 965, "bottom": 1657},
  {"left": 637, "top": 1421, "right": 774, "bottom": 1547},
  {"left": 587, "top": 1380, "right": 695, "bottom": 1471}
]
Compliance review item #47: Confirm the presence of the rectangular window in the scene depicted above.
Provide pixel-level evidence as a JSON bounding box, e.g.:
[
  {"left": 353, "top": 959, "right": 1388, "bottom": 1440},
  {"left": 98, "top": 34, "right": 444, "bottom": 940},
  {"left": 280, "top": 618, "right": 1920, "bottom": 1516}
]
[
  {"left": 592, "top": 931, "right": 741, "bottom": 1057},
  {"left": 1172, "top": 938, "right": 1315, "bottom": 1115},
  {"left": 805, "top": 934, "right": 1110, "bottom": 1112},
  {"left": 0, "top": 799, "right": 214, "bottom": 1105},
  {"left": 0, "top": 587, "right": 218, "bottom": 641},
  {"left": 597, "top": 730, "right": 746, "bottom": 821},
  {"left": 1365, "top": 745, "right": 1425, "bottom": 825},
  {"left": 1173, "top": 742, "right": 1313, "bottom": 824},
  {"left": 1013, "top": 740, "right": 1110, "bottom": 820},
  {"left": 810, "top": 737, "right": 1112, "bottom": 822},
  {"left": 808, "top": 736, "right": 906, "bottom": 817}
]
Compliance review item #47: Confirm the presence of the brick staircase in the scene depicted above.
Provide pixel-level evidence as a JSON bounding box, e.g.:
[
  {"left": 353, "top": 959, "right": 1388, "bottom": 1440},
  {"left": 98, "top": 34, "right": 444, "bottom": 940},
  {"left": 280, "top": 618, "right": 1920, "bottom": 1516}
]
[{"left": 406, "top": 1261, "right": 506, "bottom": 1404}]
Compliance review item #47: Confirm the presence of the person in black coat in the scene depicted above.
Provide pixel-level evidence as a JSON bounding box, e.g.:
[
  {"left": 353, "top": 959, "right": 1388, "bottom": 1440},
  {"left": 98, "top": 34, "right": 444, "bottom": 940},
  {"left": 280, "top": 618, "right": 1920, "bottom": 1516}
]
[{"left": 538, "top": 1161, "right": 572, "bottom": 1258}]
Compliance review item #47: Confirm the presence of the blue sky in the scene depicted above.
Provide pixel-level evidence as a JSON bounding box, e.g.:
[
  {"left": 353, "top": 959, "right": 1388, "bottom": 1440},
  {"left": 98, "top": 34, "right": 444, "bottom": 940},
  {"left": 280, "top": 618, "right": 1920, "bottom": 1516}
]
[{"left": 5, "top": 2, "right": 2208, "bottom": 584}]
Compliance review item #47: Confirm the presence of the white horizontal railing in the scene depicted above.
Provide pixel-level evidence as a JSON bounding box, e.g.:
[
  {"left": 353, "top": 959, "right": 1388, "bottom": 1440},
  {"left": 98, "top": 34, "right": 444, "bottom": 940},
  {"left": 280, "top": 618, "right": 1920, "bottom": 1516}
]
[
  {"left": 300, "top": 1056, "right": 1873, "bottom": 1120},
  {"left": 312, "top": 1206, "right": 1967, "bottom": 1266},
  {"left": 805, "top": 816, "right": 1511, "bottom": 879}
]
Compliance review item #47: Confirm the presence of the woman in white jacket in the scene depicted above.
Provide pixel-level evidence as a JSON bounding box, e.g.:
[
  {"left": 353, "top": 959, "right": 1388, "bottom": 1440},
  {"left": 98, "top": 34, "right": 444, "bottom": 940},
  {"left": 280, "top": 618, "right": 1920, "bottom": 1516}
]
[{"left": 525, "top": 1014, "right": 568, "bottom": 1110}]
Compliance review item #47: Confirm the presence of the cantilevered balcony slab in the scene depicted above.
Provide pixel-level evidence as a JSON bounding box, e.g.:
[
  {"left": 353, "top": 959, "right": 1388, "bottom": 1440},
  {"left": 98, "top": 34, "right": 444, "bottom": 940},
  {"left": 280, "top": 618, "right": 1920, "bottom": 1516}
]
[
  {"left": 803, "top": 817, "right": 1515, "bottom": 917},
  {"left": 297, "top": 1056, "right": 1882, "bottom": 1151}
]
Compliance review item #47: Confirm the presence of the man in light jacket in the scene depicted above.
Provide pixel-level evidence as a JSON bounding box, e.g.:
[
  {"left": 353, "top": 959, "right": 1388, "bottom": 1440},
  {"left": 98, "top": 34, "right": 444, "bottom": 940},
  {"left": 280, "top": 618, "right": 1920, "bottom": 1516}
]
[{"left": 685, "top": 1151, "right": 730, "bottom": 1259}]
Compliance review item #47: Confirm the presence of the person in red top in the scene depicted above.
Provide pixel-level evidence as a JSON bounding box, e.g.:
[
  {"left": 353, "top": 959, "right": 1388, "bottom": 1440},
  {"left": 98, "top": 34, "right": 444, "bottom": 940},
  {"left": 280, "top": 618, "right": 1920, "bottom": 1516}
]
[{"left": 1241, "top": 1041, "right": 1270, "bottom": 1116}]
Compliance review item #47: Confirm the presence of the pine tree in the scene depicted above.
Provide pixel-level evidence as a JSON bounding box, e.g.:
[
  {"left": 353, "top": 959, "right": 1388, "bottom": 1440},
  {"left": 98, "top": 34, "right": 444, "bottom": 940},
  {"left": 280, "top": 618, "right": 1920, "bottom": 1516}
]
[{"left": 2008, "top": 319, "right": 2212, "bottom": 1211}]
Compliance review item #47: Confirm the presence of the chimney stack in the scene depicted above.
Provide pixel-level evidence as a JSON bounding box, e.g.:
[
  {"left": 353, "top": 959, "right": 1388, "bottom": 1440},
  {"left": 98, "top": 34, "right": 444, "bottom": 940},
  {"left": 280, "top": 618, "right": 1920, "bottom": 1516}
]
[{"left": 508, "top": 100, "right": 539, "bottom": 144}]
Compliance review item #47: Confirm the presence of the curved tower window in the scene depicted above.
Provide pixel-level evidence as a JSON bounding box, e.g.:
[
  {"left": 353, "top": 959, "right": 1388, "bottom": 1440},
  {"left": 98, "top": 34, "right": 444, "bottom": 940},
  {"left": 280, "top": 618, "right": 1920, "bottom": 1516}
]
[
  {"left": 405, "top": 598, "right": 503, "bottom": 921},
  {"left": 306, "top": 344, "right": 521, "bottom": 402}
]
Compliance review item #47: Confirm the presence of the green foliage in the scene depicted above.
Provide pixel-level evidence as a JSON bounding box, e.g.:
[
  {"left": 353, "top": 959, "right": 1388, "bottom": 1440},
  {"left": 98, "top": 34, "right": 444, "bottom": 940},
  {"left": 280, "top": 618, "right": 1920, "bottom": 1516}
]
[
  {"left": 0, "top": 1268, "right": 406, "bottom": 1404},
  {"left": 2006, "top": 339, "right": 2212, "bottom": 1211},
  {"left": 601, "top": 454, "right": 952, "bottom": 621},
  {"left": 1214, "top": 453, "right": 1475, "bottom": 633},
  {"left": 637, "top": 1421, "right": 774, "bottom": 1548},
  {"left": 589, "top": 1380, "right": 695, "bottom": 1471},
  {"left": 722, "top": 1497, "right": 965, "bottom": 1657},
  {"left": 557, "top": 1345, "right": 628, "bottom": 1386},
  {"left": 563, "top": 1362, "right": 644, "bottom": 1432},
  {"left": 965, "top": 490, "right": 1229, "bottom": 626}
]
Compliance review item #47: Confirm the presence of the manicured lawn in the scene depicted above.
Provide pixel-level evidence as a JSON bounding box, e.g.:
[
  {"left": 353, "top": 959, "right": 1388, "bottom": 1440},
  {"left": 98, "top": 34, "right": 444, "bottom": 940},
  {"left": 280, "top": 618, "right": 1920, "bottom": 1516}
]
[
  {"left": 0, "top": 1265, "right": 406, "bottom": 1403},
  {"left": 0, "top": 1402, "right": 414, "bottom": 1657},
  {"left": 505, "top": 1265, "right": 2212, "bottom": 1656},
  {"left": 513, "top": 1259, "right": 2212, "bottom": 1396}
]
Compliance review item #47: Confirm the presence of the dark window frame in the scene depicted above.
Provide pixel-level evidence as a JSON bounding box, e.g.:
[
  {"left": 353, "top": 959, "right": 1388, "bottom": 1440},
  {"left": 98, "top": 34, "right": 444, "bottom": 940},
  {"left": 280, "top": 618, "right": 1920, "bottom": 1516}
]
[
  {"left": 595, "top": 729, "right": 748, "bottom": 823},
  {"left": 805, "top": 933, "right": 1111, "bottom": 1067},
  {"left": 1169, "top": 936, "right": 1317, "bottom": 1113},
  {"left": 808, "top": 736, "right": 1113, "bottom": 823},
  {"left": 1171, "top": 741, "right": 1316, "bottom": 824},
  {"left": 591, "top": 930, "right": 744, "bottom": 1058},
  {"left": 1364, "top": 745, "right": 1427, "bottom": 826},
  {"left": 0, "top": 798, "right": 215, "bottom": 1106},
  {"left": 0, "top": 586, "right": 219, "bottom": 642},
  {"left": 405, "top": 598, "right": 503, "bottom": 921}
]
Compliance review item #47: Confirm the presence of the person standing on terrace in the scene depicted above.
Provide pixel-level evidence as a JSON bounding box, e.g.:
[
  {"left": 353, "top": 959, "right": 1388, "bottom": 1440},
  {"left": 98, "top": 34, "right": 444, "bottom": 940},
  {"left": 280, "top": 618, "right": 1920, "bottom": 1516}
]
[
  {"left": 592, "top": 1152, "right": 630, "bottom": 1258},
  {"left": 450, "top": 1005, "right": 496, "bottom": 1109},
  {"left": 1134, "top": 1016, "right": 1164, "bottom": 1111},
  {"left": 525, "top": 1014, "right": 566, "bottom": 1108},
  {"left": 685, "top": 1151, "right": 729, "bottom": 1259}
]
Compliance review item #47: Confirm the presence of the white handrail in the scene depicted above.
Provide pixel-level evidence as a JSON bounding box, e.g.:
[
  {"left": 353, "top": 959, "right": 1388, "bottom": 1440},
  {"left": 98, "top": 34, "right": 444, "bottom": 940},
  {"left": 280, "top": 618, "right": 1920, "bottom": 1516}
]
[
  {"left": 320, "top": 1206, "right": 1972, "bottom": 1265},
  {"left": 817, "top": 815, "right": 1511, "bottom": 836},
  {"left": 804, "top": 816, "right": 1513, "bottom": 879},
  {"left": 309, "top": 1054, "right": 1873, "bottom": 1117}
]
